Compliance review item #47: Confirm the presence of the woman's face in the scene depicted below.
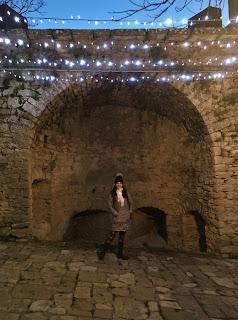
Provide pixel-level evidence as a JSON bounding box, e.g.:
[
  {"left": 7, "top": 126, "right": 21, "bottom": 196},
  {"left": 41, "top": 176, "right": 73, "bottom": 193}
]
[{"left": 116, "top": 182, "right": 123, "bottom": 190}]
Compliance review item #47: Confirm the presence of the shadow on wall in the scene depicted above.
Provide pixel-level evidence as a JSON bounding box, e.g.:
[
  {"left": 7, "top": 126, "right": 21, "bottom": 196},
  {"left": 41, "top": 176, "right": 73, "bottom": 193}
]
[
  {"left": 63, "top": 207, "right": 169, "bottom": 249},
  {"left": 191, "top": 211, "right": 207, "bottom": 252}
]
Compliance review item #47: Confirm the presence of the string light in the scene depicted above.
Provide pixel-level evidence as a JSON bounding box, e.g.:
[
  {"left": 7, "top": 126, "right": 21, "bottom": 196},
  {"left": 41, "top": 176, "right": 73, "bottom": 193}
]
[
  {"left": 165, "top": 18, "right": 173, "bottom": 25},
  {"left": 0, "top": 35, "right": 237, "bottom": 85},
  {"left": 0, "top": 68, "right": 228, "bottom": 84},
  {"left": 0, "top": 14, "right": 232, "bottom": 29},
  {"left": 17, "top": 40, "right": 24, "bottom": 46}
]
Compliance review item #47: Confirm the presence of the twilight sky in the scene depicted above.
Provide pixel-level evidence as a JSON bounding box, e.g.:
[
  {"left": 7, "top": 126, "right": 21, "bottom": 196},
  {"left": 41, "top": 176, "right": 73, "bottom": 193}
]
[{"left": 29, "top": 0, "right": 229, "bottom": 29}]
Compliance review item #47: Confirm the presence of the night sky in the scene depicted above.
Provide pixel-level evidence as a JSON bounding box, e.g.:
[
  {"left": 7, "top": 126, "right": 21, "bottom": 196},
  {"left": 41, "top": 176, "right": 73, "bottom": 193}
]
[{"left": 28, "top": 0, "right": 229, "bottom": 29}]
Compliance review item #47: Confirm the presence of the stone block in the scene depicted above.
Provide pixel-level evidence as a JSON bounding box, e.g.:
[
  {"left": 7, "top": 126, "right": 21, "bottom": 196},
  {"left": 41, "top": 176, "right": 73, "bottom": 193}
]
[
  {"left": 118, "top": 273, "right": 135, "bottom": 285},
  {"left": 29, "top": 300, "right": 53, "bottom": 312},
  {"left": 111, "top": 287, "right": 129, "bottom": 296},
  {"left": 130, "top": 285, "right": 155, "bottom": 300},
  {"left": 93, "top": 287, "right": 113, "bottom": 304},
  {"left": 93, "top": 309, "right": 113, "bottom": 319},
  {"left": 160, "top": 301, "right": 181, "bottom": 309},
  {"left": 74, "top": 286, "right": 91, "bottom": 299},
  {"left": 78, "top": 271, "right": 106, "bottom": 283},
  {"left": 54, "top": 293, "right": 73, "bottom": 308},
  {"left": 113, "top": 297, "right": 148, "bottom": 319}
]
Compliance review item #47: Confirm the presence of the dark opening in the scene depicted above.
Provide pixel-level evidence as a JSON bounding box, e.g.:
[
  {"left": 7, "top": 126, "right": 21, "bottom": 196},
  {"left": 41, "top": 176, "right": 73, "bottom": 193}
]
[
  {"left": 43, "top": 135, "right": 48, "bottom": 147},
  {"left": 63, "top": 210, "right": 110, "bottom": 243},
  {"left": 191, "top": 211, "right": 207, "bottom": 252},
  {"left": 139, "top": 207, "right": 168, "bottom": 243}
]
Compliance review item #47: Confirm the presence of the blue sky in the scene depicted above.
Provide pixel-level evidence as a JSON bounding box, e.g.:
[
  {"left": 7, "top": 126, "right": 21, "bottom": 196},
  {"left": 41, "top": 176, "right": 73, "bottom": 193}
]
[{"left": 29, "top": 0, "right": 229, "bottom": 29}]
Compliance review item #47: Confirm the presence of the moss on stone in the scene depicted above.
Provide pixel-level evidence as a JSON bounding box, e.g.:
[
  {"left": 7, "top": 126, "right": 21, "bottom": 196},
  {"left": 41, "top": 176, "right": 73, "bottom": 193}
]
[{"left": 219, "top": 91, "right": 238, "bottom": 107}]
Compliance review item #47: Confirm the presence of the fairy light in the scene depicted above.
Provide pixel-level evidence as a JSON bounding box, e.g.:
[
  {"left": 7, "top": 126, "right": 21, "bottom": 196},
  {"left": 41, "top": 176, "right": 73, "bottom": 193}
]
[
  {"left": 183, "top": 42, "right": 190, "bottom": 47},
  {"left": 143, "top": 44, "right": 150, "bottom": 49},
  {"left": 165, "top": 18, "right": 173, "bottom": 25},
  {"left": 0, "top": 68, "right": 229, "bottom": 83},
  {"left": 0, "top": 34, "right": 236, "bottom": 85},
  {"left": 129, "top": 77, "right": 137, "bottom": 82},
  {"left": 17, "top": 40, "right": 24, "bottom": 46},
  {"left": 14, "top": 16, "right": 20, "bottom": 23},
  {"left": 79, "top": 59, "right": 86, "bottom": 65},
  {"left": 0, "top": 35, "right": 236, "bottom": 52}
]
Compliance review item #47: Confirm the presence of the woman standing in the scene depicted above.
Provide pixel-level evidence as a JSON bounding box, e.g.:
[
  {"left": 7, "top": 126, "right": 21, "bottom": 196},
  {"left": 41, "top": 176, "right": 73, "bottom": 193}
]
[{"left": 99, "top": 173, "right": 134, "bottom": 260}]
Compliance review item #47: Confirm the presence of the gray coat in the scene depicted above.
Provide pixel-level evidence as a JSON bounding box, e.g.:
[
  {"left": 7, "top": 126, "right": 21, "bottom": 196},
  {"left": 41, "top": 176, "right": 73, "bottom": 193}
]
[{"left": 108, "top": 191, "right": 134, "bottom": 231}]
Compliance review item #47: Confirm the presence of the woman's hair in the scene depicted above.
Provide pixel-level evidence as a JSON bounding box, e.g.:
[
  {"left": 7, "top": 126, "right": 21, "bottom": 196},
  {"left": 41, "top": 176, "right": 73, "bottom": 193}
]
[{"left": 111, "top": 184, "right": 128, "bottom": 198}]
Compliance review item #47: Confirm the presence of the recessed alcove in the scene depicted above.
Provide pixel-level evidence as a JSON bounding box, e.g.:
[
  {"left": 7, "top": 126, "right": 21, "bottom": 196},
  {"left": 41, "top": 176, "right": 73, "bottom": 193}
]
[
  {"left": 29, "top": 80, "right": 214, "bottom": 251},
  {"left": 64, "top": 207, "right": 168, "bottom": 249}
]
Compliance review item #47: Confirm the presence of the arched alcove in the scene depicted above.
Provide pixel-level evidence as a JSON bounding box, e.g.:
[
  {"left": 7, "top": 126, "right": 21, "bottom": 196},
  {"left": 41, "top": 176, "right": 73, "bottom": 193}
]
[
  {"left": 29, "top": 80, "right": 214, "bottom": 251},
  {"left": 63, "top": 207, "right": 168, "bottom": 249}
]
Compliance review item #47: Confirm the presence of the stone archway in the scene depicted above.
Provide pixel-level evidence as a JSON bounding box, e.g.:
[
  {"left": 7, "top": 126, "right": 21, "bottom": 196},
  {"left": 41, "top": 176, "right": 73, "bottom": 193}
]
[{"left": 29, "top": 80, "right": 214, "bottom": 251}]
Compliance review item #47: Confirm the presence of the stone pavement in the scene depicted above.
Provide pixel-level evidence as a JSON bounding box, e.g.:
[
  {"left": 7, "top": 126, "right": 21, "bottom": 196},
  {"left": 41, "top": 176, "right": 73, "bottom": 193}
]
[{"left": 0, "top": 241, "right": 238, "bottom": 320}]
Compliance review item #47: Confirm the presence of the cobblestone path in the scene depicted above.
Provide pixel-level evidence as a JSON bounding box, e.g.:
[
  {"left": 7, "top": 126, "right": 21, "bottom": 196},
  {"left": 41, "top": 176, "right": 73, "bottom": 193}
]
[{"left": 0, "top": 241, "right": 238, "bottom": 320}]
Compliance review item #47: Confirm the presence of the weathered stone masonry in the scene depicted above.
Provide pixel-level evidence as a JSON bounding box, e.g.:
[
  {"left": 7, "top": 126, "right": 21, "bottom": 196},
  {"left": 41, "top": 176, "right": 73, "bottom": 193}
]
[{"left": 0, "top": 28, "right": 238, "bottom": 257}]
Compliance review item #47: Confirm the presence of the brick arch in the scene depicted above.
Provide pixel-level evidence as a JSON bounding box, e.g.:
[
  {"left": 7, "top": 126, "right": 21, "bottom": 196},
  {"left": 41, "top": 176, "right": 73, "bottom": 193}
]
[{"left": 28, "top": 79, "right": 218, "bottom": 253}]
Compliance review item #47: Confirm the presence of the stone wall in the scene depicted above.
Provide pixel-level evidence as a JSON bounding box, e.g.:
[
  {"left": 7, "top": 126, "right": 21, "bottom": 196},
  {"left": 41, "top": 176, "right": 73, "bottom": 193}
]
[{"left": 0, "top": 28, "right": 238, "bottom": 257}]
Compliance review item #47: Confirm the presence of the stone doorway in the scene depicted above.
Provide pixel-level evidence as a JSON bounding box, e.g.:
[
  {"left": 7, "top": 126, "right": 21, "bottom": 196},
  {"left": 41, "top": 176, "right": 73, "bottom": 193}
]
[{"left": 182, "top": 211, "right": 207, "bottom": 252}]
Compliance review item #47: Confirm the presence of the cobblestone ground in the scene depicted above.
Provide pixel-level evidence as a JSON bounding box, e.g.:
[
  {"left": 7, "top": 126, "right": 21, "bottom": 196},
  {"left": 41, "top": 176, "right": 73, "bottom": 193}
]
[{"left": 0, "top": 241, "right": 238, "bottom": 320}]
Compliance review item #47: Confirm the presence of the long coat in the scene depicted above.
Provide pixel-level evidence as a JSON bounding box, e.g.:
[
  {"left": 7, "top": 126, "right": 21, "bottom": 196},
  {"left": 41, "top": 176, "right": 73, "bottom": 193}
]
[{"left": 108, "top": 191, "right": 134, "bottom": 231}]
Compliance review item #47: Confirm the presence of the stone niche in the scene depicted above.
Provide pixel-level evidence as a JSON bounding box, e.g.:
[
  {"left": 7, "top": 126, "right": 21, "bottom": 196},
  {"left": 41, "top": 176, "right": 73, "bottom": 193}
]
[
  {"left": 66, "top": 207, "right": 168, "bottom": 249},
  {"left": 29, "top": 81, "right": 213, "bottom": 252}
]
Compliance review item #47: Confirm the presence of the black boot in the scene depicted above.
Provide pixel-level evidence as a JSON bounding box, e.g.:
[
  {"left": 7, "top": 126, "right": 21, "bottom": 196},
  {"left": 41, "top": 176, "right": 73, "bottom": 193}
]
[
  {"left": 98, "top": 243, "right": 108, "bottom": 260},
  {"left": 117, "top": 242, "right": 128, "bottom": 260}
]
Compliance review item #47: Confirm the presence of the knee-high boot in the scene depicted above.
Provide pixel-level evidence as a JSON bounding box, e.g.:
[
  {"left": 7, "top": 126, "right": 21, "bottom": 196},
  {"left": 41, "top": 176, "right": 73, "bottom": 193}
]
[
  {"left": 117, "top": 242, "right": 128, "bottom": 260},
  {"left": 98, "top": 243, "right": 109, "bottom": 260}
]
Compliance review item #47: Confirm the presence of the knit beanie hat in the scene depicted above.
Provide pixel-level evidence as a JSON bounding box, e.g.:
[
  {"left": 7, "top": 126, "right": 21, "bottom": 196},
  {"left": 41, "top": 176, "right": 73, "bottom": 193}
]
[{"left": 115, "top": 173, "right": 123, "bottom": 184}]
